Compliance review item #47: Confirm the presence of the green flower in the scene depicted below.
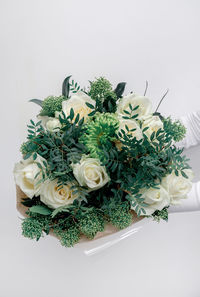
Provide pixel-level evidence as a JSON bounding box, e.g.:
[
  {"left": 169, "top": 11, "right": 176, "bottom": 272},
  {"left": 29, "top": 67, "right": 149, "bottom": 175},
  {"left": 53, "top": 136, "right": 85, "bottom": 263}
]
[
  {"left": 89, "top": 77, "right": 116, "bottom": 102},
  {"left": 40, "top": 95, "right": 66, "bottom": 117},
  {"left": 79, "top": 211, "right": 105, "bottom": 239},
  {"left": 163, "top": 117, "right": 186, "bottom": 142},
  {"left": 55, "top": 225, "right": 81, "bottom": 247},
  {"left": 88, "top": 77, "right": 117, "bottom": 112},
  {"left": 80, "top": 112, "right": 119, "bottom": 158},
  {"left": 106, "top": 201, "right": 133, "bottom": 230}
]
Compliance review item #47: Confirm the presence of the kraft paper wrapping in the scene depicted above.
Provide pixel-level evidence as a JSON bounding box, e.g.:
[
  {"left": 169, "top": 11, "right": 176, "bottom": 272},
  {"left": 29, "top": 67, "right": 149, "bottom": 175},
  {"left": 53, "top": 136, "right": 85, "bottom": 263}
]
[{"left": 16, "top": 185, "right": 142, "bottom": 242}]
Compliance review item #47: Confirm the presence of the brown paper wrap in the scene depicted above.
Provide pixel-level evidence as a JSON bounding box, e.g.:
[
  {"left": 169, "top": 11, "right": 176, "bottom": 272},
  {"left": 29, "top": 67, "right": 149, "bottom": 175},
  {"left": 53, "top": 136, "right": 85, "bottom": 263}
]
[{"left": 16, "top": 185, "right": 142, "bottom": 242}]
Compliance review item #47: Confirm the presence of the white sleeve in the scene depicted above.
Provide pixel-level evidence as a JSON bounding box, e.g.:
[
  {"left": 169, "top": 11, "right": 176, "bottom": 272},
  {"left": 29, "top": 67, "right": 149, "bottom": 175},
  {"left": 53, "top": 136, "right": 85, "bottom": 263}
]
[
  {"left": 177, "top": 110, "right": 200, "bottom": 149},
  {"left": 169, "top": 182, "right": 200, "bottom": 213}
]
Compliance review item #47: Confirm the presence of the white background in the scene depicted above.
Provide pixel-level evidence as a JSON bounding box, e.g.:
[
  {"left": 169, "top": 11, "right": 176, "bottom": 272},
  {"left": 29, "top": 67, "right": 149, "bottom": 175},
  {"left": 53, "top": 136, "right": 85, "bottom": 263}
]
[{"left": 0, "top": 0, "right": 200, "bottom": 296}]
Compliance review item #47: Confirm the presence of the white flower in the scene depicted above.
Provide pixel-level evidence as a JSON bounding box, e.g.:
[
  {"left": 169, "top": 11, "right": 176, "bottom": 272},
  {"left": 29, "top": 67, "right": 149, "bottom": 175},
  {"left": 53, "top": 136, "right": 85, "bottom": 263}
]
[
  {"left": 143, "top": 115, "right": 163, "bottom": 140},
  {"left": 131, "top": 185, "right": 170, "bottom": 216},
  {"left": 62, "top": 91, "right": 95, "bottom": 122},
  {"left": 72, "top": 157, "right": 110, "bottom": 191},
  {"left": 46, "top": 118, "right": 61, "bottom": 132},
  {"left": 118, "top": 119, "right": 143, "bottom": 140},
  {"left": 37, "top": 116, "right": 61, "bottom": 132},
  {"left": 40, "top": 179, "right": 77, "bottom": 209},
  {"left": 162, "top": 169, "right": 194, "bottom": 205},
  {"left": 13, "top": 154, "right": 46, "bottom": 198},
  {"left": 116, "top": 94, "right": 152, "bottom": 120}
]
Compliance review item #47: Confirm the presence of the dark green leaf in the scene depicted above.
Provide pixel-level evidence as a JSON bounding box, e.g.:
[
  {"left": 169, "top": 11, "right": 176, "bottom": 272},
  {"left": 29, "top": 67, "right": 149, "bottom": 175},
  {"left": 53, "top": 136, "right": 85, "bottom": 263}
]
[
  {"left": 114, "top": 82, "right": 126, "bottom": 98},
  {"left": 150, "top": 131, "right": 155, "bottom": 141},
  {"left": 29, "top": 99, "right": 43, "bottom": 107},
  {"left": 33, "top": 152, "right": 37, "bottom": 160},
  {"left": 62, "top": 75, "right": 71, "bottom": 97},
  {"left": 23, "top": 152, "right": 32, "bottom": 160},
  {"left": 29, "top": 205, "right": 52, "bottom": 216},
  {"left": 181, "top": 171, "right": 188, "bottom": 178},
  {"left": 70, "top": 108, "right": 74, "bottom": 120},
  {"left": 123, "top": 110, "right": 130, "bottom": 115},
  {"left": 142, "top": 127, "right": 149, "bottom": 132},
  {"left": 88, "top": 110, "right": 96, "bottom": 117},
  {"left": 85, "top": 102, "right": 95, "bottom": 109}
]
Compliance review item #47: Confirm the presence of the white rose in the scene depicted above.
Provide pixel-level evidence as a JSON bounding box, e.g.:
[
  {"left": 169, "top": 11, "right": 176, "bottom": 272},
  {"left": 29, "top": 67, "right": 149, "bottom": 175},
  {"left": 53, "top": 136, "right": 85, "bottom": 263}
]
[
  {"left": 62, "top": 91, "right": 95, "bottom": 122},
  {"left": 72, "top": 157, "right": 110, "bottom": 191},
  {"left": 40, "top": 179, "right": 77, "bottom": 209},
  {"left": 143, "top": 115, "right": 163, "bottom": 140},
  {"left": 13, "top": 154, "right": 46, "bottom": 198},
  {"left": 37, "top": 116, "right": 61, "bottom": 132},
  {"left": 131, "top": 185, "right": 170, "bottom": 216},
  {"left": 118, "top": 119, "right": 143, "bottom": 140},
  {"left": 116, "top": 94, "right": 152, "bottom": 120},
  {"left": 162, "top": 169, "right": 194, "bottom": 205},
  {"left": 46, "top": 118, "right": 61, "bottom": 132}
]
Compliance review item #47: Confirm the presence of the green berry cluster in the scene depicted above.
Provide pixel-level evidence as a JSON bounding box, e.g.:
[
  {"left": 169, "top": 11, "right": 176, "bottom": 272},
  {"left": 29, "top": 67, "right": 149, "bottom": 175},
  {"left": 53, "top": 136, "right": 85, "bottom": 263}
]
[
  {"left": 22, "top": 215, "right": 51, "bottom": 241},
  {"left": 151, "top": 207, "right": 169, "bottom": 222},
  {"left": 55, "top": 225, "right": 81, "bottom": 248},
  {"left": 79, "top": 211, "right": 105, "bottom": 239},
  {"left": 106, "top": 202, "right": 133, "bottom": 230},
  {"left": 163, "top": 117, "right": 186, "bottom": 142},
  {"left": 89, "top": 77, "right": 116, "bottom": 102},
  {"left": 40, "top": 95, "right": 66, "bottom": 117}
]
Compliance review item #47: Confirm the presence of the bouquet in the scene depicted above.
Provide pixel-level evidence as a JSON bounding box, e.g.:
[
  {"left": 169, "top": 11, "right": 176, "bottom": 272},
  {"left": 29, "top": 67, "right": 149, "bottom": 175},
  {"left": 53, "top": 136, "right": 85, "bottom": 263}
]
[{"left": 14, "top": 76, "right": 194, "bottom": 248}]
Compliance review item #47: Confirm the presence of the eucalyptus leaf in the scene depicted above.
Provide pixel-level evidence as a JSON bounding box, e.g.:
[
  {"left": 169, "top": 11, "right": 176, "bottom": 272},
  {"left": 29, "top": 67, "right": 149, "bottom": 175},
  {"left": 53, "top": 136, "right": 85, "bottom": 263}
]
[
  {"left": 62, "top": 75, "right": 71, "bottom": 97},
  {"left": 85, "top": 102, "right": 95, "bottom": 109},
  {"left": 29, "top": 205, "right": 52, "bottom": 216},
  {"left": 29, "top": 99, "right": 43, "bottom": 107},
  {"left": 114, "top": 82, "right": 126, "bottom": 98}
]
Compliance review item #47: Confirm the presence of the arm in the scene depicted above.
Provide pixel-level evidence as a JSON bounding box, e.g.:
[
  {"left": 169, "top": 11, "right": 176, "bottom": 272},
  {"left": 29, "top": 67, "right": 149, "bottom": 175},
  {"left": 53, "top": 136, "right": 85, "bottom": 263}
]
[
  {"left": 177, "top": 110, "right": 200, "bottom": 149},
  {"left": 169, "top": 111, "right": 200, "bottom": 213},
  {"left": 169, "top": 182, "right": 200, "bottom": 213}
]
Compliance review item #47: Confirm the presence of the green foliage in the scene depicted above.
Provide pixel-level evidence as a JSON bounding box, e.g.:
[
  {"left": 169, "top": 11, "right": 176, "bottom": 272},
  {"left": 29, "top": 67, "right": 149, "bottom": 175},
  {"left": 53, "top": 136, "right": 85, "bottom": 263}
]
[
  {"left": 151, "top": 207, "right": 169, "bottom": 222},
  {"left": 114, "top": 82, "right": 126, "bottom": 99},
  {"left": 20, "top": 140, "right": 39, "bottom": 155},
  {"left": 121, "top": 103, "right": 139, "bottom": 120},
  {"left": 22, "top": 115, "right": 87, "bottom": 188},
  {"left": 29, "top": 99, "right": 43, "bottom": 107},
  {"left": 163, "top": 117, "right": 186, "bottom": 142},
  {"left": 79, "top": 210, "right": 105, "bottom": 239},
  {"left": 40, "top": 95, "right": 66, "bottom": 117},
  {"left": 29, "top": 205, "right": 52, "bottom": 216},
  {"left": 62, "top": 75, "right": 71, "bottom": 97},
  {"left": 54, "top": 225, "right": 81, "bottom": 247},
  {"left": 80, "top": 112, "right": 119, "bottom": 158},
  {"left": 88, "top": 77, "right": 117, "bottom": 112},
  {"left": 69, "top": 79, "right": 81, "bottom": 93},
  {"left": 22, "top": 214, "right": 52, "bottom": 241},
  {"left": 22, "top": 218, "right": 44, "bottom": 241},
  {"left": 104, "top": 201, "right": 133, "bottom": 229}
]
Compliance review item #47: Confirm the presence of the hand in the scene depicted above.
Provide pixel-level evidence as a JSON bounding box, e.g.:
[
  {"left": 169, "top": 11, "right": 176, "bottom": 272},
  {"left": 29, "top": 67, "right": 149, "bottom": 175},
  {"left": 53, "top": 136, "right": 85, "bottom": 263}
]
[
  {"left": 177, "top": 110, "right": 200, "bottom": 149},
  {"left": 169, "top": 182, "right": 200, "bottom": 213}
]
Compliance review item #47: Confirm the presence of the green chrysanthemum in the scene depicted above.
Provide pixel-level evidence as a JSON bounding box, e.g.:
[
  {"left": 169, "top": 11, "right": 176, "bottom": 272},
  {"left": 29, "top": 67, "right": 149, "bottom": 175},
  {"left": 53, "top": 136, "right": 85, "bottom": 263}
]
[
  {"left": 80, "top": 112, "right": 119, "bottom": 158},
  {"left": 40, "top": 95, "right": 66, "bottom": 117}
]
